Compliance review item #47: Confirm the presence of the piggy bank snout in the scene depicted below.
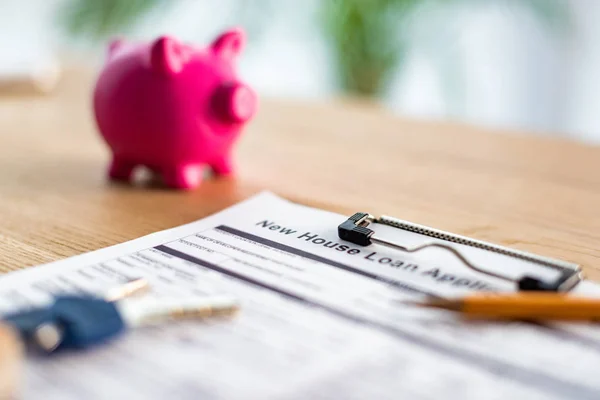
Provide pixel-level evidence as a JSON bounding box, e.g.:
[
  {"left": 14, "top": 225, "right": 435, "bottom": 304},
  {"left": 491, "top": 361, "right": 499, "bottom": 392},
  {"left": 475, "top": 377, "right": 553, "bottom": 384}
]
[{"left": 212, "top": 83, "right": 257, "bottom": 124}]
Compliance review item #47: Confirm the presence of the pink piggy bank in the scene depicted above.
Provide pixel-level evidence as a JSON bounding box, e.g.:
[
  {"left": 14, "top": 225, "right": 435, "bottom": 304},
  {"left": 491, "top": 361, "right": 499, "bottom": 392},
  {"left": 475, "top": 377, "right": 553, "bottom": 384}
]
[{"left": 93, "top": 28, "right": 257, "bottom": 189}]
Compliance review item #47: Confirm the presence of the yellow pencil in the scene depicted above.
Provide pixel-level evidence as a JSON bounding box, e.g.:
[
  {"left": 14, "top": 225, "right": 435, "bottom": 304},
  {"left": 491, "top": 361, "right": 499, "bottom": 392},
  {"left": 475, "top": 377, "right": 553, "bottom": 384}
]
[{"left": 407, "top": 293, "right": 600, "bottom": 321}]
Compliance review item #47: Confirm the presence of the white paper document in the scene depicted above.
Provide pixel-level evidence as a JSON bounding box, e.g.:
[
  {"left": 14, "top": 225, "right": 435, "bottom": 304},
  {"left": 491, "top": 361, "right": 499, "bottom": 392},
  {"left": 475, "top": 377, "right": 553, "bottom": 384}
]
[{"left": 2, "top": 192, "right": 600, "bottom": 399}]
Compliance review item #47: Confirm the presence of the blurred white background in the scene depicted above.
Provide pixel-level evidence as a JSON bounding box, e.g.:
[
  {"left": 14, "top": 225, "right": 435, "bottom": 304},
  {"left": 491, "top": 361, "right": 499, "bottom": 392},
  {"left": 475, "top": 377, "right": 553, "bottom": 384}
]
[{"left": 2, "top": 0, "right": 600, "bottom": 143}]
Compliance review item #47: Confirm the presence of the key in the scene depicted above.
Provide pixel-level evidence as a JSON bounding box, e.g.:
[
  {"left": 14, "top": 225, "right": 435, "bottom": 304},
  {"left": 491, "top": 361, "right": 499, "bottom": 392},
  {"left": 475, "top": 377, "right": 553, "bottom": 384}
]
[
  {"left": 2, "top": 278, "right": 150, "bottom": 351},
  {"left": 2, "top": 279, "right": 239, "bottom": 353},
  {"left": 116, "top": 296, "right": 240, "bottom": 327},
  {"left": 33, "top": 295, "right": 238, "bottom": 351}
]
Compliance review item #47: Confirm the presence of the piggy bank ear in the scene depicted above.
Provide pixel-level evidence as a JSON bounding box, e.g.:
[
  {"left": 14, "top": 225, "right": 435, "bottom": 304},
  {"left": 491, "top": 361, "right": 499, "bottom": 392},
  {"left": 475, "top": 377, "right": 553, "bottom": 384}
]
[
  {"left": 150, "top": 36, "right": 185, "bottom": 75},
  {"left": 211, "top": 28, "right": 245, "bottom": 61}
]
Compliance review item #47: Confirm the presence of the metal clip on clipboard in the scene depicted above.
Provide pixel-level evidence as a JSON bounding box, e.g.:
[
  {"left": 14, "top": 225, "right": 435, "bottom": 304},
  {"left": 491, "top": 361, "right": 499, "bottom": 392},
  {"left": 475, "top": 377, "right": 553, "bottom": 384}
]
[{"left": 338, "top": 213, "right": 582, "bottom": 292}]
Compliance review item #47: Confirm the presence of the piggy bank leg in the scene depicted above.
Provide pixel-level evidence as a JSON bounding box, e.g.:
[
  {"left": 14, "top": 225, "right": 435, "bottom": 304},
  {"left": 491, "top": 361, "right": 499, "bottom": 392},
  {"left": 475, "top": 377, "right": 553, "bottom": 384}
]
[
  {"left": 210, "top": 155, "right": 235, "bottom": 177},
  {"left": 108, "top": 157, "right": 137, "bottom": 182},
  {"left": 162, "top": 164, "right": 203, "bottom": 189}
]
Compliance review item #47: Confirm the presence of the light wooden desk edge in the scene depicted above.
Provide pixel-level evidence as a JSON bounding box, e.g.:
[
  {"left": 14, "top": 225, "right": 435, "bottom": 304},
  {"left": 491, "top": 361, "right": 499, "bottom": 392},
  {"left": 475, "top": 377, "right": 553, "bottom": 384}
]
[{"left": 1, "top": 69, "right": 600, "bottom": 282}]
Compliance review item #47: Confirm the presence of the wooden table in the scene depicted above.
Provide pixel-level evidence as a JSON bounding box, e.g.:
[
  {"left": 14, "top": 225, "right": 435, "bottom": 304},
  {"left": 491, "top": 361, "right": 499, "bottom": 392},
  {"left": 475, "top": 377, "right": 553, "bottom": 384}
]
[{"left": 1, "top": 69, "right": 600, "bottom": 282}]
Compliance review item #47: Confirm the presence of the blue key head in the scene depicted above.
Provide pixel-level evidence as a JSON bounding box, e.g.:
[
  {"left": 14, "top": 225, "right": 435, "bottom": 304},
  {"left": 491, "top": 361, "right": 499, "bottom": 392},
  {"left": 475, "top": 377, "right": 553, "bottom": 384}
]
[
  {"left": 3, "top": 307, "right": 55, "bottom": 340},
  {"left": 52, "top": 296, "right": 126, "bottom": 349}
]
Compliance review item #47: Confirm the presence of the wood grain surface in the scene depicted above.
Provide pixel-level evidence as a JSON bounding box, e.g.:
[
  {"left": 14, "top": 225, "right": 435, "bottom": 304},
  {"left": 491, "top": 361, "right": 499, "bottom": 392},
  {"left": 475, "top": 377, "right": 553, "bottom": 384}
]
[{"left": 1, "top": 69, "right": 600, "bottom": 282}]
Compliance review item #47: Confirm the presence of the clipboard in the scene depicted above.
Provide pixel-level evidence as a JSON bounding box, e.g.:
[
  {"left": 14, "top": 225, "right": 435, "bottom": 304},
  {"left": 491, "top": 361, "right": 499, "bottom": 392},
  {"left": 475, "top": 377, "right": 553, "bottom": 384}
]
[{"left": 338, "top": 212, "right": 582, "bottom": 292}]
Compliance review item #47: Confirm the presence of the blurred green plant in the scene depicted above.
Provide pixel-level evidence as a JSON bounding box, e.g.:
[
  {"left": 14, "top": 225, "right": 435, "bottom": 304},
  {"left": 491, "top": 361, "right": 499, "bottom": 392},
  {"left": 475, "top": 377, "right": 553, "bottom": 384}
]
[
  {"left": 61, "top": 0, "right": 269, "bottom": 40},
  {"left": 321, "top": 0, "right": 412, "bottom": 97},
  {"left": 61, "top": 0, "right": 570, "bottom": 99},
  {"left": 62, "top": 0, "right": 167, "bottom": 39},
  {"left": 322, "top": 0, "right": 570, "bottom": 97}
]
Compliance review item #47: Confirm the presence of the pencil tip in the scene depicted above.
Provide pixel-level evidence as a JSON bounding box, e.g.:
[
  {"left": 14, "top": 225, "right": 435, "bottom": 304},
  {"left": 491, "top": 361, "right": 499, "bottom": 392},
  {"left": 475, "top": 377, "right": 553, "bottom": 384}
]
[
  {"left": 396, "top": 298, "right": 460, "bottom": 311},
  {"left": 396, "top": 299, "right": 428, "bottom": 307}
]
